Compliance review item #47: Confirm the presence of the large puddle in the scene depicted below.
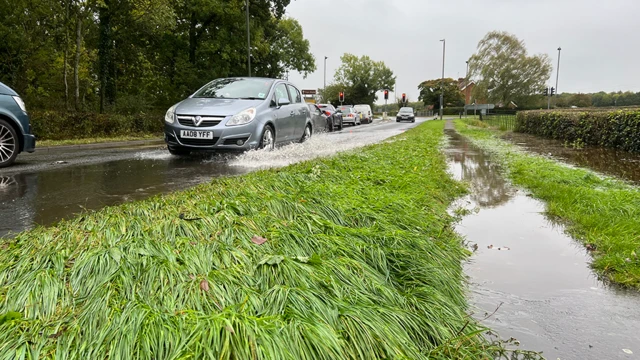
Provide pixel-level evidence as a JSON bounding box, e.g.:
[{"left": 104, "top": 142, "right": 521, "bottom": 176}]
[
  {"left": 503, "top": 132, "right": 640, "bottom": 185},
  {"left": 445, "top": 128, "right": 640, "bottom": 360}
]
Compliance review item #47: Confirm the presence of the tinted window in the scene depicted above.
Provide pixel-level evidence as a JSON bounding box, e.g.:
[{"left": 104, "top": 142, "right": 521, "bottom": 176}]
[
  {"left": 193, "top": 78, "right": 274, "bottom": 99},
  {"left": 274, "top": 84, "right": 290, "bottom": 105},
  {"left": 287, "top": 85, "right": 302, "bottom": 103},
  {"left": 399, "top": 107, "right": 414, "bottom": 113}
]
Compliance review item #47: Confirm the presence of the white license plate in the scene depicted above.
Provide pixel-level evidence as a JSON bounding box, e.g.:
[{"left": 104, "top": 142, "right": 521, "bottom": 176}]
[{"left": 180, "top": 130, "right": 213, "bottom": 139}]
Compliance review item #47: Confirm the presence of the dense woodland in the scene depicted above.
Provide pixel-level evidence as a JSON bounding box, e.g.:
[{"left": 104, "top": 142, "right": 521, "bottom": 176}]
[{"left": 0, "top": 0, "right": 316, "bottom": 114}]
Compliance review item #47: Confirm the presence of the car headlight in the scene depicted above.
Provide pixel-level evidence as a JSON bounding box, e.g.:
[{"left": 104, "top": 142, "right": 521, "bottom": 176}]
[
  {"left": 226, "top": 108, "right": 256, "bottom": 126},
  {"left": 165, "top": 104, "right": 177, "bottom": 124},
  {"left": 12, "top": 96, "right": 27, "bottom": 113}
]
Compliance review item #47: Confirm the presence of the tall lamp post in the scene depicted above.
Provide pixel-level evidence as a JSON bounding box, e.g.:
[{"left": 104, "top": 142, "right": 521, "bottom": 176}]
[
  {"left": 246, "top": 0, "right": 251, "bottom": 77},
  {"left": 440, "top": 39, "right": 446, "bottom": 120},
  {"left": 323, "top": 56, "right": 328, "bottom": 100},
  {"left": 555, "top": 47, "right": 562, "bottom": 107}
]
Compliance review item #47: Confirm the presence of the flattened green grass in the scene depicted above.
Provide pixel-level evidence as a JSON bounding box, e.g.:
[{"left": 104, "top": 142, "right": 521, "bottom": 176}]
[
  {"left": 455, "top": 120, "right": 640, "bottom": 288},
  {"left": 0, "top": 121, "right": 523, "bottom": 359}
]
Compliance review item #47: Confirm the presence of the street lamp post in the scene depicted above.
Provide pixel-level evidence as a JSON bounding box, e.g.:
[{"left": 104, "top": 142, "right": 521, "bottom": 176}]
[
  {"left": 323, "top": 56, "right": 328, "bottom": 99},
  {"left": 465, "top": 60, "right": 469, "bottom": 116},
  {"left": 440, "top": 39, "right": 446, "bottom": 120},
  {"left": 555, "top": 47, "right": 562, "bottom": 107},
  {"left": 246, "top": 0, "right": 251, "bottom": 77}
]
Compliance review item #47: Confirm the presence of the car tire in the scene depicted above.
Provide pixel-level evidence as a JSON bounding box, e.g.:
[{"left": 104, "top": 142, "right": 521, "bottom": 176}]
[
  {"left": 300, "top": 124, "right": 312, "bottom": 143},
  {"left": 412, "top": 119, "right": 415, "bottom": 123},
  {"left": 0, "top": 119, "right": 19, "bottom": 168},
  {"left": 338, "top": 119, "right": 343, "bottom": 131},
  {"left": 259, "top": 125, "right": 276, "bottom": 150},
  {"left": 168, "top": 145, "right": 190, "bottom": 156}
]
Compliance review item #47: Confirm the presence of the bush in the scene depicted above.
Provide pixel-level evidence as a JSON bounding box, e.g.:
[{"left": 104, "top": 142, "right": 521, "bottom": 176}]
[
  {"left": 30, "top": 111, "right": 164, "bottom": 140},
  {"left": 515, "top": 109, "right": 640, "bottom": 153}
]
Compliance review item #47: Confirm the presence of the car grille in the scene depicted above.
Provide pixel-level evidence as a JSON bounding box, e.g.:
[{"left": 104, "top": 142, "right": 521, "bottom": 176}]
[
  {"left": 179, "top": 137, "right": 220, "bottom": 146},
  {"left": 177, "top": 115, "right": 225, "bottom": 127}
]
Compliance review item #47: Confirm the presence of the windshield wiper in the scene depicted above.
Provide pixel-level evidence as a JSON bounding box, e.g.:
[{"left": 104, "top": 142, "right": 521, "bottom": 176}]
[{"left": 238, "top": 97, "right": 261, "bottom": 100}]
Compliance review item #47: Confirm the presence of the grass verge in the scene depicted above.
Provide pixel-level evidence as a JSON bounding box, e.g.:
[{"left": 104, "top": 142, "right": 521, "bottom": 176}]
[
  {"left": 0, "top": 121, "right": 537, "bottom": 359},
  {"left": 38, "top": 134, "right": 162, "bottom": 147},
  {"left": 455, "top": 120, "right": 640, "bottom": 288}
]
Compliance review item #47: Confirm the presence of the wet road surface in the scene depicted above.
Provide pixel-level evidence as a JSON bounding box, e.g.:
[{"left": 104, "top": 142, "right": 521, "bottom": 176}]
[
  {"left": 445, "top": 128, "right": 640, "bottom": 359},
  {"left": 0, "top": 118, "right": 426, "bottom": 238},
  {"left": 503, "top": 132, "right": 640, "bottom": 185}
]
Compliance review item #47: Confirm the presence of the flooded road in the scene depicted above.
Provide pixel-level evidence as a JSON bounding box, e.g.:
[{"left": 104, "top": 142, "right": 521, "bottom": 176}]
[
  {"left": 0, "top": 118, "right": 425, "bottom": 238},
  {"left": 445, "top": 127, "right": 640, "bottom": 360},
  {"left": 503, "top": 132, "right": 640, "bottom": 185}
]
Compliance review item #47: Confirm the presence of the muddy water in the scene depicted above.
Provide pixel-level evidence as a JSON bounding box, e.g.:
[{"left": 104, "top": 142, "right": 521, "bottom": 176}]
[
  {"left": 445, "top": 129, "right": 640, "bottom": 360},
  {"left": 0, "top": 153, "right": 250, "bottom": 238},
  {"left": 503, "top": 132, "right": 640, "bottom": 185}
]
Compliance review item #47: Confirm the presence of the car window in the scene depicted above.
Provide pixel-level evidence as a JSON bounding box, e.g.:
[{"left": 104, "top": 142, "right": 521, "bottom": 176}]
[
  {"left": 193, "top": 78, "right": 274, "bottom": 99},
  {"left": 287, "top": 85, "right": 302, "bottom": 103},
  {"left": 274, "top": 83, "right": 290, "bottom": 105}
]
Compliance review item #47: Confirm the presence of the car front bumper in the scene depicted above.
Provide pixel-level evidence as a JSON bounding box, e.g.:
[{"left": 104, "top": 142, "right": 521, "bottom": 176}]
[
  {"left": 164, "top": 121, "right": 261, "bottom": 151},
  {"left": 23, "top": 134, "right": 36, "bottom": 153}
]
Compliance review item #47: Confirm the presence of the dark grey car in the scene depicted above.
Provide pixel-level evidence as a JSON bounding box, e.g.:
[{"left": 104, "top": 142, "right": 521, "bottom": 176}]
[
  {"left": 396, "top": 107, "right": 415, "bottom": 122},
  {"left": 164, "top": 78, "right": 313, "bottom": 155},
  {"left": 0, "top": 82, "right": 36, "bottom": 167}
]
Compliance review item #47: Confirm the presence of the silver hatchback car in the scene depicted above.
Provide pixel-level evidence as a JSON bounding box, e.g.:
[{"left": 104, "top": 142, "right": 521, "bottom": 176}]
[{"left": 164, "top": 78, "right": 313, "bottom": 155}]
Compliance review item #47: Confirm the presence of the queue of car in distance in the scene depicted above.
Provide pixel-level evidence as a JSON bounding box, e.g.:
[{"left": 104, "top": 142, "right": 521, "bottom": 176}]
[
  {"left": 0, "top": 82, "right": 36, "bottom": 168},
  {"left": 164, "top": 77, "right": 377, "bottom": 155}
]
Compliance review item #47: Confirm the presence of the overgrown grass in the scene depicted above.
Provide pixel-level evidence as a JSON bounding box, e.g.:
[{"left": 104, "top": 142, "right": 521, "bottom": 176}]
[
  {"left": 455, "top": 120, "right": 640, "bottom": 288},
  {"left": 38, "top": 135, "right": 162, "bottom": 147},
  {"left": 0, "top": 121, "right": 542, "bottom": 359}
]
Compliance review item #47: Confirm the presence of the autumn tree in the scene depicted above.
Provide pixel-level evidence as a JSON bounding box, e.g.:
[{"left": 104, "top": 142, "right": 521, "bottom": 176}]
[
  {"left": 417, "top": 78, "right": 464, "bottom": 109},
  {"left": 468, "top": 31, "right": 552, "bottom": 107}
]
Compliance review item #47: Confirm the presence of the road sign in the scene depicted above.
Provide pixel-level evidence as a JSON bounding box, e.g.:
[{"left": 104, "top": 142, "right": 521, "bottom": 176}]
[{"left": 301, "top": 89, "right": 317, "bottom": 95}]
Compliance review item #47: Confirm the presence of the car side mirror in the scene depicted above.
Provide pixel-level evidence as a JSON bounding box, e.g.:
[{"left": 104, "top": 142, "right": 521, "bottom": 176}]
[{"left": 278, "top": 98, "right": 291, "bottom": 107}]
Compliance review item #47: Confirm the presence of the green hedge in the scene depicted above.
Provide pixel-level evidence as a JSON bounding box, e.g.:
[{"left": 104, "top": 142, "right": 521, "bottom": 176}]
[
  {"left": 30, "top": 111, "right": 163, "bottom": 140},
  {"left": 515, "top": 109, "right": 640, "bottom": 153}
]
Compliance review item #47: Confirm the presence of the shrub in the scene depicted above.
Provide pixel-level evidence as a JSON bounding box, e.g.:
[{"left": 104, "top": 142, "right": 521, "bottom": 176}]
[
  {"left": 29, "top": 111, "right": 163, "bottom": 140},
  {"left": 515, "top": 109, "right": 640, "bottom": 153}
]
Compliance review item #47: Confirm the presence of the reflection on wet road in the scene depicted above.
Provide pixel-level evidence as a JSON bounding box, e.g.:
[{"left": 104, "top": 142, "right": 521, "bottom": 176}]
[
  {"left": 0, "top": 118, "right": 425, "bottom": 238},
  {"left": 504, "top": 132, "right": 640, "bottom": 185},
  {"left": 445, "top": 128, "right": 640, "bottom": 360}
]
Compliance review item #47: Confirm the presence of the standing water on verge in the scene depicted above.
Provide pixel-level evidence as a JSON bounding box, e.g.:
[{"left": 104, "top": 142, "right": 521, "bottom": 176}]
[{"left": 444, "top": 128, "right": 640, "bottom": 360}]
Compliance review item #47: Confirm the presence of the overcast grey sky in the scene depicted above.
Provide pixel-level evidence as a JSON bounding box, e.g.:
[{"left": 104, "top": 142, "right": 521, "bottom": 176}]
[{"left": 284, "top": 0, "right": 640, "bottom": 104}]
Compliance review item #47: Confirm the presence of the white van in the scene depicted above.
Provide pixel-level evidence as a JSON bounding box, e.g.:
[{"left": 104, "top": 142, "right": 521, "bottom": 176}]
[{"left": 354, "top": 104, "right": 373, "bottom": 124}]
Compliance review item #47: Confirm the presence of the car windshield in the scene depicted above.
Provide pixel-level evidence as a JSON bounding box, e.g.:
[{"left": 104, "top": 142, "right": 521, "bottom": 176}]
[
  {"left": 193, "top": 78, "right": 274, "bottom": 99},
  {"left": 339, "top": 107, "right": 353, "bottom": 113},
  {"left": 399, "top": 107, "right": 413, "bottom": 113}
]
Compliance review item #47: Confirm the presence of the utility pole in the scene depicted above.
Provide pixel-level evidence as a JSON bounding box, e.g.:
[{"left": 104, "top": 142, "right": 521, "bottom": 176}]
[
  {"left": 440, "top": 39, "right": 446, "bottom": 120},
  {"left": 555, "top": 47, "right": 561, "bottom": 108},
  {"left": 465, "top": 60, "right": 470, "bottom": 116},
  {"left": 246, "top": 0, "right": 251, "bottom": 77}
]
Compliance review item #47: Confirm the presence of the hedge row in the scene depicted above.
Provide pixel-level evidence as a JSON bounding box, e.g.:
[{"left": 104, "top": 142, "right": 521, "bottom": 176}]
[
  {"left": 515, "top": 109, "right": 640, "bottom": 153},
  {"left": 29, "top": 111, "right": 164, "bottom": 140}
]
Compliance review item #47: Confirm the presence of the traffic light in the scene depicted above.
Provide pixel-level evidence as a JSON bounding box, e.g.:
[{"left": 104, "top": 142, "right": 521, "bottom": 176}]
[
  {"left": 550, "top": 87, "right": 555, "bottom": 96},
  {"left": 402, "top": 93, "right": 406, "bottom": 103},
  {"left": 339, "top": 92, "right": 344, "bottom": 103},
  {"left": 384, "top": 89, "right": 389, "bottom": 100},
  {"left": 543, "top": 88, "right": 549, "bottom": 96}
]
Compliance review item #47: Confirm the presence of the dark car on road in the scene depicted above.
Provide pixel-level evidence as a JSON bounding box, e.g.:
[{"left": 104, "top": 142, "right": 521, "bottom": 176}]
[
  {"left": 0, "top": 82, "right": 36, "bottom": 167},
  {"left": 396, "top": 107, "right": 415, "bottom": 123},
  {"left": 164, "top": 77, "right": 313, "bottom": 155},
  {"left": 317, "top": 103, "right": 343, "bottom": 131},
  {"left": 307, "top": 104, "right": 332, "bottom": 132}
]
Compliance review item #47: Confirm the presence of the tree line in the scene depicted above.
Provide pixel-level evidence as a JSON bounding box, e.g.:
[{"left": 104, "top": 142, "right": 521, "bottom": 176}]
[{"left": 0, "top": 0, "right": 316, "bottom": 114}]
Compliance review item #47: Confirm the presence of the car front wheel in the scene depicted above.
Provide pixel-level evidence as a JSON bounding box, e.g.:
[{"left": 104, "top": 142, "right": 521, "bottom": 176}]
[
  {"left": 0, "top": 119, "right": 19, "bottom": 168},
  {"left": 260, "top": 125, "right": 275, "bottom": 150}
]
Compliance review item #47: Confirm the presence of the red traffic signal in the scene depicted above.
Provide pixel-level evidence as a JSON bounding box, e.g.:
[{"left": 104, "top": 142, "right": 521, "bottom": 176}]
[
  {"left": 339, "top": 92, "right": 345, "bottom": 102},
  {"left": 384, "top": 90, "right": 389, "bottom": 100},
  {"left": 402, "top": 93, "right": 406, "bottom": 103}
]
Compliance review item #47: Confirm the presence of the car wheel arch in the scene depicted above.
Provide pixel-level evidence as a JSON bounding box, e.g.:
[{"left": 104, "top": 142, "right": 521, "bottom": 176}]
[{"left": 0, "top": 114, "right": 23, "bottom": 152}]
